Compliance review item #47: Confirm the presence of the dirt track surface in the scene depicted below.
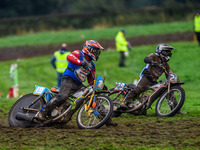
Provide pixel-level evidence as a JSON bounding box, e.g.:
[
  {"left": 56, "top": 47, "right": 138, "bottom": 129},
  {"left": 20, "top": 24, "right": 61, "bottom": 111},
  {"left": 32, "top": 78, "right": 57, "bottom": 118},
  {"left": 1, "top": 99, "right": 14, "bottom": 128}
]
[
  {"left": 0, "top": 114, "right": 200, "bottom": 149},
  {"left": 0, "top": 31, "right": 193, "bottom": 61}
]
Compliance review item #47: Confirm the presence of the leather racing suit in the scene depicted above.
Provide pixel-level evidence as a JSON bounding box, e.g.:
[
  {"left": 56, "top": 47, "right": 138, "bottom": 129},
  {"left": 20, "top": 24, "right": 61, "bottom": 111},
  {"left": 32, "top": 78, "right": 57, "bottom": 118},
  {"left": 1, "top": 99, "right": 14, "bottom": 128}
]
[{"left": 126, "top": 53, "right": 170, "bottom": 101}]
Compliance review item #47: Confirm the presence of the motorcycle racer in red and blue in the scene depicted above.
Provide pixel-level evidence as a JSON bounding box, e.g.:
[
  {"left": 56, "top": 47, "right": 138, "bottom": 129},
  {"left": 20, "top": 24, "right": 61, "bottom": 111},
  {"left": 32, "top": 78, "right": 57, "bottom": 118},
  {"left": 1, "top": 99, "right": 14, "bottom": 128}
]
[
  {"left": 36, "top": 40, "right": 119, "bottom": 126},
  {"left": 36, "top": 40, "right": 103, "bottom": 120}
]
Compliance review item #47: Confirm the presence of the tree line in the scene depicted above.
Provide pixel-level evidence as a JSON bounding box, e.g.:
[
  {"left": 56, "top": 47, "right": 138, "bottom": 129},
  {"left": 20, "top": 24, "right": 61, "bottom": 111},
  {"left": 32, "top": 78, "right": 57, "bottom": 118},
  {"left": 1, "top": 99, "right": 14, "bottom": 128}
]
[
  {"left": 1, "top": 0, "right": 199, "bottom": 19},
  {"left": 0, "top": 0, "right": 199, "bottom": 36}
]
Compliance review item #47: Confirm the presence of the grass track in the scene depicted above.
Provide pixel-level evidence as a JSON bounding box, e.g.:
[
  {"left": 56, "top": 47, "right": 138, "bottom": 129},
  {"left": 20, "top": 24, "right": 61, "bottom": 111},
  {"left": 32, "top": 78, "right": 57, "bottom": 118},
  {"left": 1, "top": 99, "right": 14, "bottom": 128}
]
[
  {"left": 0, "top": 22, "right": 200, "bottom": 149},
  {"left": 0, "top": 41, "right": 199, "bottom": 115},
  {"left": 0, "top": 21, "right": 193, "bottom": 48}
]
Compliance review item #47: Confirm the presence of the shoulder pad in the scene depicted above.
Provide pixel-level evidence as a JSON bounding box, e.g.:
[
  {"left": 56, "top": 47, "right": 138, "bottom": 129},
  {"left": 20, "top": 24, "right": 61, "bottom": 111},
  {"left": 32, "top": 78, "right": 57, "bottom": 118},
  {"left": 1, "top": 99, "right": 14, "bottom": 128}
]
[{"left": 73, "top": 50, "right": 80, "bottom": 54}]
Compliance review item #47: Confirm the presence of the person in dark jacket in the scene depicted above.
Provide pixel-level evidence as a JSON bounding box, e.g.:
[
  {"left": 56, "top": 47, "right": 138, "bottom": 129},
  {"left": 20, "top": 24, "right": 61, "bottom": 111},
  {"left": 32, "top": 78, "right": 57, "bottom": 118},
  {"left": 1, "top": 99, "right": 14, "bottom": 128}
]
[
  {"left": 124, "top": 43, "right": 174, "bottom": 107},
  {"left": 50, "top": 43, "right": 71, "bottom": 88}
]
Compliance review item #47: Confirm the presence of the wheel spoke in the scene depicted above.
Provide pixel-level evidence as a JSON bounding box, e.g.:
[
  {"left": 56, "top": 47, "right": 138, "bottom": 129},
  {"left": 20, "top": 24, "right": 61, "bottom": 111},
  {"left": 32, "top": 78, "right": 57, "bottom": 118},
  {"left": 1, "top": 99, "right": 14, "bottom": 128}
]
[
  {"left": 77, "top": 96, "right": 113, "bottom": 129},
  {"left": 156, "top": 86, "right": 184, "bottom": 117}
]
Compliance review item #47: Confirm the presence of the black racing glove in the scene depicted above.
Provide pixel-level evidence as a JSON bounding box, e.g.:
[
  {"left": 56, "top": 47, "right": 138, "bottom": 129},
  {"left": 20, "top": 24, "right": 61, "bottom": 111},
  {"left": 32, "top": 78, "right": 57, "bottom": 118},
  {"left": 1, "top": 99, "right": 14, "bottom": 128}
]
[{"left": 81, "top": 61, "right": 89, "bottom": 69}]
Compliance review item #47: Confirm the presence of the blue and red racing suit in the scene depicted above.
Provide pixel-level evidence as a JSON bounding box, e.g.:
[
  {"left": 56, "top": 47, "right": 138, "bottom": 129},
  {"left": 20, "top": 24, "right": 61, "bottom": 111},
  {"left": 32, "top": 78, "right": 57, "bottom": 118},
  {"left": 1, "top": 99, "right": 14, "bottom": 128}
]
[{"left": 63, "top": 50, "right": 96, "bottom": 85}]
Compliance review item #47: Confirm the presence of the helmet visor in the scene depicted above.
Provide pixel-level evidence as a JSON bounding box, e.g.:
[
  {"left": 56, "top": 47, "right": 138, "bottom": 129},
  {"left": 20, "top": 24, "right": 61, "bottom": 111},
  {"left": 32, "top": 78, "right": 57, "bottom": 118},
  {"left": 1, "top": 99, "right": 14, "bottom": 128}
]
[
  {"left": 90, "top": 47, "right": 101, "bottom": 61},
  {"left": 161, "top": 50, "right": 172, "bottom": 57}
]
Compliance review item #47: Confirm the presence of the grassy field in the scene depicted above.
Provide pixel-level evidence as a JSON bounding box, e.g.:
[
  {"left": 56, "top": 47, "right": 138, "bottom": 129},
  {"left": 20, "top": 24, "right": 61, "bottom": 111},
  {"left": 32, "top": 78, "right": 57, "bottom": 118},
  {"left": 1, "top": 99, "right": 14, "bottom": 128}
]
[
  {"left": 0, "top": 21, "right": 193, "bottom": 48},
  {"left": 0, "top": 21, "right": 200, "bottom": 149},
  {"left": 0, "top": 41, "right": 200, "bottom": 149},
  {"left": 0, "top": 41, "right": 199, "bottom": 115}
]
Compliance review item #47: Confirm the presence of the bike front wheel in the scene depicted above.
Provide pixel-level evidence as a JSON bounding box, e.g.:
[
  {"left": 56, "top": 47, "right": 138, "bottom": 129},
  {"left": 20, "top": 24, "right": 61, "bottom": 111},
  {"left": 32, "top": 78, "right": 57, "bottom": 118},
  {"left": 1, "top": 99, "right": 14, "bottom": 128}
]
[
  {"left": 76, "top": 95, "right": 113, "bottom": 129},
  {"left": 156, "top": 86, "right": 185, "bottom": 117}
]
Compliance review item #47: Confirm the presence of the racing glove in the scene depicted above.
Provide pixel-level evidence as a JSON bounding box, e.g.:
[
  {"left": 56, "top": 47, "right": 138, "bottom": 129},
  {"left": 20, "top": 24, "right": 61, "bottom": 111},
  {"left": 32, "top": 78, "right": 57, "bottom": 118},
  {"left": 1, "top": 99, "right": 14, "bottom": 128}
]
[{"left": 81, "top": 61, "right": 89, "bottom": 69}]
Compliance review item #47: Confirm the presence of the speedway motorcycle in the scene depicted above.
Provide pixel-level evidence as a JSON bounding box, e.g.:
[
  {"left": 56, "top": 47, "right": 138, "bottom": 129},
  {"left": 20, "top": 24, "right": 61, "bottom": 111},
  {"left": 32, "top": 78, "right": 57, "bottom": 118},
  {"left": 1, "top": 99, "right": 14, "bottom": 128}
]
[
  {"left": 107, "top": 71, "right": 185, "bottom": 117},
  {"left": 8, "top": 76, "right": 113, "bottom": 129}
]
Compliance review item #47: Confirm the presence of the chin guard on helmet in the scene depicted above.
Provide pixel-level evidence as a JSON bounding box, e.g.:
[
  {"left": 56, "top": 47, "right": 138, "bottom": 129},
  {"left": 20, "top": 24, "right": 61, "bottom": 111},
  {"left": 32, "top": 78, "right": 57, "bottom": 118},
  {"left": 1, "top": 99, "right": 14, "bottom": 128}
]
[
  {"left": 83, "top": 40, "right": 104, "bottom": 61},
  {"left": 156, "top": 43, "right": 174, "bottom": 61}
]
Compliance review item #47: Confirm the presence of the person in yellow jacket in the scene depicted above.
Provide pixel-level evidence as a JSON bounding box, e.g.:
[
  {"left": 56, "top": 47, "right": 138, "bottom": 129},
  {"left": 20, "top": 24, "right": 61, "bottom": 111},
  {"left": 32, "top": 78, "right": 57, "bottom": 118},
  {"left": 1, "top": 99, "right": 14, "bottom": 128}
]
[
  {"left": 115, "top": 29, "right": 132, "bottom": 67},
  {"left": 51, "top": 43, "right": 71, "bottom": 88},
  {"left": 194, "top": 10, "right": 200, "bottom": 46}
]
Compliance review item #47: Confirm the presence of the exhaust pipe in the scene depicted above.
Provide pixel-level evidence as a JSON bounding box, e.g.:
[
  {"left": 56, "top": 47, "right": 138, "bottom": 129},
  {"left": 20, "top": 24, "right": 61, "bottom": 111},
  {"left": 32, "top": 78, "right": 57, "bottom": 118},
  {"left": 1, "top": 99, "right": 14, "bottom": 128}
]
[{"left": 16, "top": 112, "right": 34, "bottom": 122}]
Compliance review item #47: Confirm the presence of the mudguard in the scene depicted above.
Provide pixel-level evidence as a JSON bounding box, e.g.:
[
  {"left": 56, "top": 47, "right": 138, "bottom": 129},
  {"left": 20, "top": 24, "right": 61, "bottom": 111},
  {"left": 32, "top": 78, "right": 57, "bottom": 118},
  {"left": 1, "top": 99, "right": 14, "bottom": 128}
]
[{"left": 146, "top": 85, "right": 167, "bottom": 108}]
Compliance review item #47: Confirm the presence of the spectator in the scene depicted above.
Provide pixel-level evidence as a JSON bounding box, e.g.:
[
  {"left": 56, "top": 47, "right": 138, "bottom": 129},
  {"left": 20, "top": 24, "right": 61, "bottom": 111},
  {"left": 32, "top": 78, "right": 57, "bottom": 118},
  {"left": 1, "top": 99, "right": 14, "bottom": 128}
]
[
  {"left": 115, "top": 29, "right": 131, "bottom": 67},
  {"left": 51, "top": 43, "right": 71, "bottom": 88},
  {"left": 194, "top": 10, "right": 200, "bottom": 46}
]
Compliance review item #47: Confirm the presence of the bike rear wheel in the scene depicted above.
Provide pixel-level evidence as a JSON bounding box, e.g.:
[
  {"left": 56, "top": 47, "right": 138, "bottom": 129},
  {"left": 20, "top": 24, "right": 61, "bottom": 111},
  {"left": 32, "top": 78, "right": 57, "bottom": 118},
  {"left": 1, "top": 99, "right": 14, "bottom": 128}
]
[
  {"left": 156, "top": 86, "right": 185, "bottom": 117},
  {"left": 76, "top": 95, "right": 113, "bottom": 129},
  {"left": 8, "top": 93, "right": 44, "bottom": 127}
]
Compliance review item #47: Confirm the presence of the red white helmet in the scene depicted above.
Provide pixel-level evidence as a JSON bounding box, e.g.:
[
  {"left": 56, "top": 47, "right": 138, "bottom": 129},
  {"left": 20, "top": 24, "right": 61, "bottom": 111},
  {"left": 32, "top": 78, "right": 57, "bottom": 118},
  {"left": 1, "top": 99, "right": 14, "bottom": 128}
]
[{"left": 82, "top": 40, "right": 104, "bottom": 61}]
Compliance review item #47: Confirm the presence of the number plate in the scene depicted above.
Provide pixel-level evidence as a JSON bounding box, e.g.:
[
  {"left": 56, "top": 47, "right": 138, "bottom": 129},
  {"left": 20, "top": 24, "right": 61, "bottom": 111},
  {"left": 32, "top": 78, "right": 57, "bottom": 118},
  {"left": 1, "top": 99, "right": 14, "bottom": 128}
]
[
  {"left": 114, "top": 82, "right": 126, "bottom": 91},
  {"left": 33, "top": 85, "right": 51, "bottom": 95},
  {"left": 33, "top": 85, "right": 52, "bottom": 102},
  {"left": 93, "top": 76, "right": 104, "bottom": 91}
]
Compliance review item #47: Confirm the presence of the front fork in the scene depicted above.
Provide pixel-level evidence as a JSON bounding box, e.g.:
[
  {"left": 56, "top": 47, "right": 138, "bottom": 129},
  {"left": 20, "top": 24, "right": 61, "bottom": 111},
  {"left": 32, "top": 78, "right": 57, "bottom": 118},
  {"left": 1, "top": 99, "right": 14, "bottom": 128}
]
[
  {"left": 167, "top": 82, "right": 171, "bottom": 94},
  {"left": 166, "top": 83, "right": 176, "bottom": 109},
  {"left": 84, "top": 91, "right": 97, "bottom": 116}
]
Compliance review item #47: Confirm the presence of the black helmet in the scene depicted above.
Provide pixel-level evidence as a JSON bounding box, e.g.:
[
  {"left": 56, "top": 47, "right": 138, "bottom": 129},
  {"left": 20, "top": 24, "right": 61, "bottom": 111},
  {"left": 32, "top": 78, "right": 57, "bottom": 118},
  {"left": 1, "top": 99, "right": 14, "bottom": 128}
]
[{"left": 156, "top": 43, "right": 175, "bottom": 61}]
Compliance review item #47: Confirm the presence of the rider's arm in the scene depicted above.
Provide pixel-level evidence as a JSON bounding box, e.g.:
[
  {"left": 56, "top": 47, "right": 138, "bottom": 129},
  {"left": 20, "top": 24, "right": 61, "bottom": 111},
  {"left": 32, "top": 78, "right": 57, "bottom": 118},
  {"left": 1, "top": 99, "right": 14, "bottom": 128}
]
[
  {"left": 165, "top": 63, "right": 170, "bottom": 78},
  {"left": 87, "top": 65, "right": 96, "bottom": 86},
  {"left": 144, "top": 56, "right": 152, "bottom": 64},
  {"left": 67, "top": 50, "right": 82, "bottom": 65},
  {"left": 144, "top": 53, "right": 156, "bottom": 65}
]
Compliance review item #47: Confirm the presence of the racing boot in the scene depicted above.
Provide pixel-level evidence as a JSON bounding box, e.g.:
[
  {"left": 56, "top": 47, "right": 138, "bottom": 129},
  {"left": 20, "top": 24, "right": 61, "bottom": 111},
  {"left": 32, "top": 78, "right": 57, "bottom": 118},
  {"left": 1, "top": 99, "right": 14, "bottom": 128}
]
[
  {"left": 35, "top": 103, "right": 51, "bottom": 121},
  {"left": 35, "top": 96, "right": 62, "bottom": 121},
  {"left": 105, "top": 118, "right": 120, "bottom": 127},
  {"left": 35, "top": 111, "right": 46, "bottom": 121}
]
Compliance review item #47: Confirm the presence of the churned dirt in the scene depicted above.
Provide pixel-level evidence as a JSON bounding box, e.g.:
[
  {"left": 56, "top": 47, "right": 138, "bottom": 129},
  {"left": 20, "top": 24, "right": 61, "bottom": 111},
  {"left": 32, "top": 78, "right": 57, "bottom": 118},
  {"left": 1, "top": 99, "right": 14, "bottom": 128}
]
[
  {"left": 1, "top": 31, "right": 199, "bottom": 149},
  {"left": 0, "top": 112, "right": 200, "bottom": 149},
  {"left": 0, "top": 31, "right": 193, "bottom": 61}
]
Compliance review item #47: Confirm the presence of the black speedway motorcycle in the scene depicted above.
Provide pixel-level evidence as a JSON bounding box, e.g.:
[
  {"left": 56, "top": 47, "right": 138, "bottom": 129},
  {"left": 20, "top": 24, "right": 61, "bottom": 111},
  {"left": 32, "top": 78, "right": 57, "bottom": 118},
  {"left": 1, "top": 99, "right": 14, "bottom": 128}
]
[
  {"left": 107, "top": 71, "right": 185, "bottom": 117},
  {"left": 8, "top": 76, "right": 113, "bottom": 129}
]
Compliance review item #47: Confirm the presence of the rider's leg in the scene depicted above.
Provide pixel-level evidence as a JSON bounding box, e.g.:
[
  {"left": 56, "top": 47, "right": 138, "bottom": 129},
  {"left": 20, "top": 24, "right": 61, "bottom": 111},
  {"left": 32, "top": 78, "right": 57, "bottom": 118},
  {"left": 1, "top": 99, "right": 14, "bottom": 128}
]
[
  {"left": 37, "top": 76, "right": 82, "bottom": 120},
  {"left": 124, "top": 76, "right": 152, "bottom": 107}
]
